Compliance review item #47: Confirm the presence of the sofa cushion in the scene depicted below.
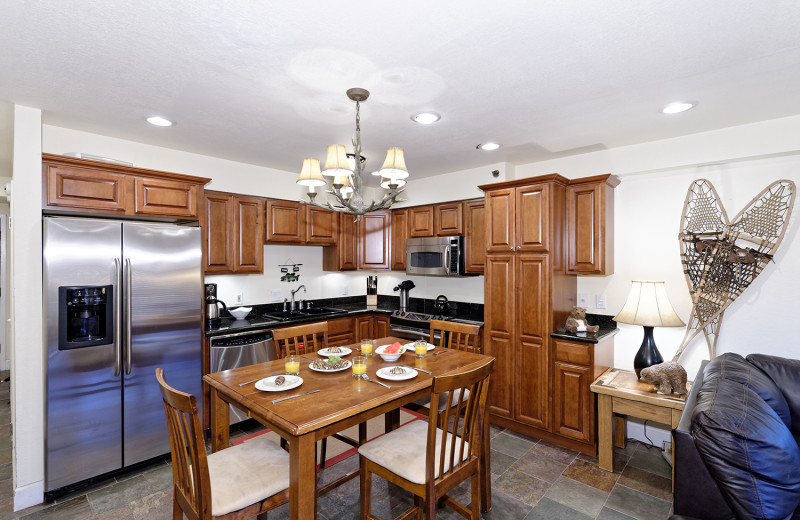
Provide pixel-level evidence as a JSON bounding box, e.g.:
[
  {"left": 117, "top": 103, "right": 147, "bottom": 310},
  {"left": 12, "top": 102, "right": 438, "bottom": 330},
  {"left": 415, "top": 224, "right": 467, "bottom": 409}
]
[
  {"left": 693, "top": 353, "right": 800, "bottom": 520},
  {"left": 747, "top": 354, "right": 800, "bottom": 440}
]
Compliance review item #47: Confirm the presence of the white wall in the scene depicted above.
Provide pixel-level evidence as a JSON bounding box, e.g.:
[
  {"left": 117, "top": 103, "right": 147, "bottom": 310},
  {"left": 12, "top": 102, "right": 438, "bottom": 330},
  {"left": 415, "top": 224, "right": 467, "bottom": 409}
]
[
  {"left": 37, "top": 115, "right": 800, "bottom": 461},
  {"left": 11, "top": 106, "right": 44, "bottom": 511}
]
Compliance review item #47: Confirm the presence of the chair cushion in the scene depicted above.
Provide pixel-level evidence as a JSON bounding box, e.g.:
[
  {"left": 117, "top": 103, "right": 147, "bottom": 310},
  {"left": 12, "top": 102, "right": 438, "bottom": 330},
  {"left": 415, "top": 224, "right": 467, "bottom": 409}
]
[
  {"left": 692, "top": 354, "right": 800, "bottom": 520},
  {"left": 358, "top": 419, "right": 470, "bottom": 485},
  {"left": 414, "top": 389, "right": 470, "bottom": 413},
  {"left": 207, "top": 437, "right": 290, "bottom": 516}
]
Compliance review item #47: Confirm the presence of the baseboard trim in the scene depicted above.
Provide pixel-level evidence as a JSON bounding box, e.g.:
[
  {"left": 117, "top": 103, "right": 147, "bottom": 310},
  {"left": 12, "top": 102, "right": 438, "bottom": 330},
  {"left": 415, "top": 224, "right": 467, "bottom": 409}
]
[{"left": 14, "top": 480, "right": 44, "bottom": 512}]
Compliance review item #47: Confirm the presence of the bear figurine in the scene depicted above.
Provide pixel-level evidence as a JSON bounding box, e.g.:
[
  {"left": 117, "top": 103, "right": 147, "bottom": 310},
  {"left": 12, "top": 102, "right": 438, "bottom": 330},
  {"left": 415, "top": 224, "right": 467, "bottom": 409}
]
[
  {"left": 565, "top": 306, "right": 600, "bottom": 334},
  {"left": 639, "top": 362, "right": 688, "bottom": 395}
]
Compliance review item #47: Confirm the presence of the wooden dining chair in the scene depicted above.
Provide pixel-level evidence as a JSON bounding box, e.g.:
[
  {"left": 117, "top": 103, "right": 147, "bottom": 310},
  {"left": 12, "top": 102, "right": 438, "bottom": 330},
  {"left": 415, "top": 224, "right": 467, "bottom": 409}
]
[
  {"left": 430, "top": 319, "right": 481, "bottom": 354},
  {"left": 406, "top": 320, "right": 483, "bottom": 427},
  {"left": 156, "top": 368, "right": 290, "bottom": 520},
  {"left": 270, "top": 321, "right": 366, "bottom": 469},
  {"left": 358, "top": 357, "right": 495, "bottom": 519},
  {"left": 272, "top": 321, "right": 328, "bottom": 358}
]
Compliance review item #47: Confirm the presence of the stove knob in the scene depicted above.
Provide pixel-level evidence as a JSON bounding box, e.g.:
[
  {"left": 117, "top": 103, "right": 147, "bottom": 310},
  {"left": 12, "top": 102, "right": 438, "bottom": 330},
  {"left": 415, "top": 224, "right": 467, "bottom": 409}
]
[{"left": 400, "top": 312, "right": 406, "bottom": 317}]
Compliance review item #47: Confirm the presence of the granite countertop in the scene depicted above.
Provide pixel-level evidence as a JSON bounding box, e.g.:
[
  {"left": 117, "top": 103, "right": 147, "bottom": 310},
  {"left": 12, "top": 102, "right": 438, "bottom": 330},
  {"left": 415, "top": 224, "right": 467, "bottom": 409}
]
[
  {"left": 206, "top": 295, "right": 484, "bottom": 337},
  {"left": 550, "top": 313, "right": 619, "bottom": 344}
]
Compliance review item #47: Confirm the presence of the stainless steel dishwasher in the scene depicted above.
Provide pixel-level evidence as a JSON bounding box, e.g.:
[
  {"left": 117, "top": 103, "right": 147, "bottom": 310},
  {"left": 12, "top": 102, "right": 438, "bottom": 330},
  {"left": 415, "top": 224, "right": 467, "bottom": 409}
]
[{"left": 209, "top": 330, "right": 275, "bottom": 424}]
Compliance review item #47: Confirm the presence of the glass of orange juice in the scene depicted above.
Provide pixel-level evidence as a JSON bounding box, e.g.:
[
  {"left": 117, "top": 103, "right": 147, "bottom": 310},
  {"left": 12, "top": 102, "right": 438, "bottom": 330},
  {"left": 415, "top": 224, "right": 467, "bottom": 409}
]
[
  {"left": 352, "top": 356, "right": 367, "bottom": 378},
  {"left": 415, "top": 339, "right": 428, "bottom": 358},
  {"left": 284, "top": 355, "right": 300, "bottom": 375},
  {"left": 360, "top": 338, "right": 374, "bottom": 356}
]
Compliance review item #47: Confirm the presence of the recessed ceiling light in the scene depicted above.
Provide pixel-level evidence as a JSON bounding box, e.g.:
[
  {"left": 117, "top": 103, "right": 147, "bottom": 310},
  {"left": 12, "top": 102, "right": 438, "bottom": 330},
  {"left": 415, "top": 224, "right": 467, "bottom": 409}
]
[
  {"left": 412, "top": 112, "right": 441, "bottom": 125},
  {"left": 146, "top": 116, "right": 174, "bottom": 127},
  {"left": 477, "top": 142, "right": 501, "bottom": 151},
  {"left": 660, "top": 101, "right": 697, "bottom": 114}
]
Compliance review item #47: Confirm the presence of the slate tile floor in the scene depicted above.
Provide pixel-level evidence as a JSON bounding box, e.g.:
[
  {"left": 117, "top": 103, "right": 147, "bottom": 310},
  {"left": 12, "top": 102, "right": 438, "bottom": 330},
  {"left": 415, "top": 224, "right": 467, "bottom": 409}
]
[{"left": 0, "top": 371, "right": 673, "bottom": 519}]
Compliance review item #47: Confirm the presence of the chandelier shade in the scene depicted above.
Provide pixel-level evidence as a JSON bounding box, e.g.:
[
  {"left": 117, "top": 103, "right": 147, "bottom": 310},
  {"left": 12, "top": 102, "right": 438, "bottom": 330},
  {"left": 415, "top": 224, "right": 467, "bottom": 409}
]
[
  {"left": 379, "top": 147, "right": 409, "bottom": 179},
  {"left": 296, "top": 158, "right": 326, "bottom": 187},
  {"left": 321, "top": 144, "right": 353, "bottom": 177}
]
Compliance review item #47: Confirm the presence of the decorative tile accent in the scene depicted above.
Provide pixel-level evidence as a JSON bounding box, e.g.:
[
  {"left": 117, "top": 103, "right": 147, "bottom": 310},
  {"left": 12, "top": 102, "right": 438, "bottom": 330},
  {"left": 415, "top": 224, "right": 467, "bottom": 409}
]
[{"left": 563, "top": 458, "right": 619, "bottom": 493}]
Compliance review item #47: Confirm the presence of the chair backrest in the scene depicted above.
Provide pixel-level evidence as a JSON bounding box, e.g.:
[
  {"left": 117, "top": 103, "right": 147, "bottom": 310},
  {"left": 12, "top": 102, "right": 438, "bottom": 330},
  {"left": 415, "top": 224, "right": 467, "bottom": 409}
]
[
  {"left": 426, "top": 357, "right": 494, "bottom": 484},
  {"left": 156, "top": 367, "right": 210, "bottom": 520},
  {"left": 271, "top": 321, "right": 329, "bottom": 358},
  {"left": 430, "top": 319, "right": 481, "bottom": 353}
]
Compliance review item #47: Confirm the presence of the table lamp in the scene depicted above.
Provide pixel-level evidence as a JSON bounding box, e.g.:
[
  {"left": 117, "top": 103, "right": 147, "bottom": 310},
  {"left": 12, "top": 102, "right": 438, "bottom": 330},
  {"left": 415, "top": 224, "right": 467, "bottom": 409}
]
[{"left": 613, "top": 281, "right": 685, "bottom": 378}]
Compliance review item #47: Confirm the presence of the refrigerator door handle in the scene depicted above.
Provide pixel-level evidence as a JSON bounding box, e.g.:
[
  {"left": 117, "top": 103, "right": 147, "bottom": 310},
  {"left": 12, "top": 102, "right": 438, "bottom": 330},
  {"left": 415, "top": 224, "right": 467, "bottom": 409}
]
[
  {"left": 125, "top": 258, "right": 133, "bottom": 375},
  {"left": 113, "top": 258, "right": 122, "bottom": 377}
]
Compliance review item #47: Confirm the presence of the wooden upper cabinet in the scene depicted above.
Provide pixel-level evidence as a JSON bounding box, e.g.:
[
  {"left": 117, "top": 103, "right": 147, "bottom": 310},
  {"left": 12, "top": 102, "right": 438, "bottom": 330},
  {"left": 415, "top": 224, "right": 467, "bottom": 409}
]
[
  {"left": 134, "top": 177, "right": 198, "bottom": 218},
  {"left": 323, "top": 213, "right": 358, "bottom": 271},
  {"left": 43, "top": 154, "right": 209, "bottom": 218},
  {"left": 358, "top": 210, "right": 391, "bottom": 270},
  {"left": 435, "top": 202, "right": 463, "bottom": 236},
  {"left": 566, "top": 175, "right": 619, "bottom": 275},
  {"left": 46, "top": 164, "right": 127, "bottom": 213},
  {"left": 516, "top": 184, "right": 549, "bottom": 252},
  {"left": 408, "top": 205, "right": 434, "bottom": 238},
  {"left": 485, "top": 188, "right": 515, "bottom": 252},
  {"left": 464, "top": 199, "right": 485, "bottom": 274},
  {"left": 203, "top": 191, "right": 234, "bottom": 273},
  {"left": 391, "top": 209, "right": 408, "bottom": 271},
  {"left": 203, "top": 191, "right": 264, "bottom": 274},
  {"left": 233, "top": 195, "right": 264, "bottom": 273},
  {"left": 265, "top": 199, "right": 304, "bottom": 243},
  {"left": 305, "top": 206, "right": 337, "bottom": 244}
]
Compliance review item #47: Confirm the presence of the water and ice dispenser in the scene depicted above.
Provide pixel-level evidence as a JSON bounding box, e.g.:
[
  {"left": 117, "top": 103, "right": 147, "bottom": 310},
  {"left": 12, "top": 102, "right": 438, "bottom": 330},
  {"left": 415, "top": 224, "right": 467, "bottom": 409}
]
[{"left": 58, "top": 285, "right": 114, "bottom": 349}]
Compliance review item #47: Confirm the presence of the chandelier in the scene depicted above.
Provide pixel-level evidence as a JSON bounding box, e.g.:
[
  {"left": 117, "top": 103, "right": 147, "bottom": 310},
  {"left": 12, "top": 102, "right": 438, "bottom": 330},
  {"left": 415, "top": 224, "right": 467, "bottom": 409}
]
[{"left": 296, "top": 88, "right": 408, "bottom": 220}]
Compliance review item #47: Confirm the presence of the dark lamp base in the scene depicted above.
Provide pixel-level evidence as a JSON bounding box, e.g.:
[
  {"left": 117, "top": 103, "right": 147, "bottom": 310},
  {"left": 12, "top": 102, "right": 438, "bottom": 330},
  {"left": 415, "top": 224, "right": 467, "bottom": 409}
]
[{"left": 633, "top": 326, "right": 664, "bottom": 379}]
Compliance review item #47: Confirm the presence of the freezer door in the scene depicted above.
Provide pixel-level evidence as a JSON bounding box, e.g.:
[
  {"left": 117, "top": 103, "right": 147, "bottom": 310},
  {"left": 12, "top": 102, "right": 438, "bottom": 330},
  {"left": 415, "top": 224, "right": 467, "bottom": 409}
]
[
  {"left": 44, "top": 217, "right": 123, "bottom": 491},
  {"left": 122, "top": 222, "right": 202, "bottom": 466}
]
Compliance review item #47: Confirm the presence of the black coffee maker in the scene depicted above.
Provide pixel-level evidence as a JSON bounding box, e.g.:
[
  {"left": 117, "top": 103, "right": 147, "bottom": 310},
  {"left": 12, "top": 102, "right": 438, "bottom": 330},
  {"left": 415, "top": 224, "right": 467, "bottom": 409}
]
[{"left": 205, "top": 283, "right": 227, "bottom": 320}]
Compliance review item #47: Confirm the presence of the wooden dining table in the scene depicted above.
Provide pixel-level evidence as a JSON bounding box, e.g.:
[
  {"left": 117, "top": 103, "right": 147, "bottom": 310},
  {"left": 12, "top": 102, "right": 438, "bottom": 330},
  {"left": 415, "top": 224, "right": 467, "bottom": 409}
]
[{"left": 204, "top": 336, "right": 494, "bottom": 520}]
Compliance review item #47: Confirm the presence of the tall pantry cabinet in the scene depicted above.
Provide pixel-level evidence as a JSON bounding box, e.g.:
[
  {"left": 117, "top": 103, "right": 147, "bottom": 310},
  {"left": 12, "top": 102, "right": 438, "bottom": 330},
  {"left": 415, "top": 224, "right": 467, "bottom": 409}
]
[{"left": 480, "top": 175, "right": 580, "bottom": 449}]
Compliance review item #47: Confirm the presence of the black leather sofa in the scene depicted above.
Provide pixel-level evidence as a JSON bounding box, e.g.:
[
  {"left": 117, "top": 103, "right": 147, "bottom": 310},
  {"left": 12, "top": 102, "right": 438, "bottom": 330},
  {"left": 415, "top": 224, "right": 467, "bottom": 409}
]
[{"left": 672, "top": 353, "right": 800, "bottom": 520}]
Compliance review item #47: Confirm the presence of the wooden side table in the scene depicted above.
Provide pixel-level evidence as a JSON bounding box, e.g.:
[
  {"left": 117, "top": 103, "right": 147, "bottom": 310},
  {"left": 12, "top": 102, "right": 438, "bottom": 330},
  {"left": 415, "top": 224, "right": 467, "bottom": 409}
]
[{"left": 590, "top": 368, "right": 690, "bottom": 479}]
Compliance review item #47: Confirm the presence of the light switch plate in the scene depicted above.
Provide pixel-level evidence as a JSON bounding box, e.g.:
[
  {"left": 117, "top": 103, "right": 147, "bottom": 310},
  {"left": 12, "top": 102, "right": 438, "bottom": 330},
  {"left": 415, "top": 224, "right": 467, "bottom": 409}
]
[
  {"left": 596, "top": 293, "right": 606, "bottom": 309},
  {"left": 578, "top": 293, "right": 589, "bottom": 308},
  {"left": 234, "top": 293, "right": 243, "bottom": 305},
  {"left": 271, "top": 289, "right": 282, "bottom": 302},
  {"left": 342, "top": 284, "right": 349, "bottom": 296}
]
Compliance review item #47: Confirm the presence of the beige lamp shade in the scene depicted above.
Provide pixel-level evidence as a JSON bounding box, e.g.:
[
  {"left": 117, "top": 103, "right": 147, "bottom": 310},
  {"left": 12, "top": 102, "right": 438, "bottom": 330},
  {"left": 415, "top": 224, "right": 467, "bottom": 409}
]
[
  {"left": 379, "top": 147, "right": 409, "bottom": 179},
  {"left": 380, "top": 176, "right": 406, "bottom": 189},
  {"left": 296, "top": 158, "right": 326, "bottom": 187},
  {"left": 614, "top": 281, "right": 685, "bottom": 327},
  {"left": 321, "top": 144, "right": 353, "bottom": 177}
]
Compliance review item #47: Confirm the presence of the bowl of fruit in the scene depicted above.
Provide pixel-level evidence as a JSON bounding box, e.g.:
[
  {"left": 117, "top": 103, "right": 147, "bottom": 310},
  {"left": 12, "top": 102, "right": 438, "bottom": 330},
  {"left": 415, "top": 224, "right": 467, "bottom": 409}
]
[{"left": 375, "top": 342, "right": 405, "bottom": 362}]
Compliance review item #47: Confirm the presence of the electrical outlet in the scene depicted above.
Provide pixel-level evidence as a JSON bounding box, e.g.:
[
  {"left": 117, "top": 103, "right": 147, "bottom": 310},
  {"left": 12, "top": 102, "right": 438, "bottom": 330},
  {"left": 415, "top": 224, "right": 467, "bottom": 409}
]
[
  {"left": 342, "top": 284, "right": 349, "bottom": 296},
  {"left": 578, "top": 293, "right": 589, "bottom": 308},
  {"left": 596, "top": 293, "right": 606, "bottom": 309},
  {"left": 271, "top": 289, "right": 282, "bottom": 302},
  {"left": 234, "top": 293, "right": 243, "bottom": 305}
]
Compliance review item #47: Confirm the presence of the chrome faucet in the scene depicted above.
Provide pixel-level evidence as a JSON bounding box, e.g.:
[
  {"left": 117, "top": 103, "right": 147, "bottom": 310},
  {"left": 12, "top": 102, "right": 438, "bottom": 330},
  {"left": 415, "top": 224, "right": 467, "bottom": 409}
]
[{"left": 290, "top": 285, "right": 306, "bottom": 312}]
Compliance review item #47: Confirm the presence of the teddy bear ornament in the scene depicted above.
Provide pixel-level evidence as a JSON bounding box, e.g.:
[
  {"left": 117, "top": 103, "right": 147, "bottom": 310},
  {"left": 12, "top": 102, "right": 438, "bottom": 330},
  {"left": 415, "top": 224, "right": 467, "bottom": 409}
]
[{"left": 565, "top": 307, "right": 599, "bottom": 334}]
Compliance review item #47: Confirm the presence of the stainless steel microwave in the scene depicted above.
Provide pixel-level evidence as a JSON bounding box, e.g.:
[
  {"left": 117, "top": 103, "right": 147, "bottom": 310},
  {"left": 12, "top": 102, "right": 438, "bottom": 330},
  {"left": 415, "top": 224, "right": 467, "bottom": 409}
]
[{"left": 406, "top": 236, "right": 467, "bottom": 276}]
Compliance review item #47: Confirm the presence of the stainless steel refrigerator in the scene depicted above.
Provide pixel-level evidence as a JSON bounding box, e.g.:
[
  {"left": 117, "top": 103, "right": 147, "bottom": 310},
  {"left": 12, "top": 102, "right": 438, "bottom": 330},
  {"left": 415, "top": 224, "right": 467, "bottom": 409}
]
[{"left": 43, "top": 216, "right": 202, "bottom": 493}]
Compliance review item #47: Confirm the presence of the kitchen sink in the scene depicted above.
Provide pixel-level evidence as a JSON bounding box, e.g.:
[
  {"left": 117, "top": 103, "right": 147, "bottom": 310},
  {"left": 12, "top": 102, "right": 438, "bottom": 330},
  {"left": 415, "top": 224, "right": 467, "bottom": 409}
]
[
  {"left": 261, "top": 307, "right": 346, "bottom": 321},
  {"left": 300, "top": 307, "right": 346, "bottom": 315}
]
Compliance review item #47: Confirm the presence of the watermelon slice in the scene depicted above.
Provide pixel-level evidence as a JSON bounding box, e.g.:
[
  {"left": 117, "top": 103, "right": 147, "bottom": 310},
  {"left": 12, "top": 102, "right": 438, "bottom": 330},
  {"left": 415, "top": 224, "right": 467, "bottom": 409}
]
[{"left": 383, "top": 342, "right": 403, "bottom": 354}]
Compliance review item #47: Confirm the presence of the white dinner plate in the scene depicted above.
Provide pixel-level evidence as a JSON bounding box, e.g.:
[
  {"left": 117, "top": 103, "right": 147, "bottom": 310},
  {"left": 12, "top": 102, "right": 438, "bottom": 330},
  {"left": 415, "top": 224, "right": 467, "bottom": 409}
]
[
  {"left": 255, "top": 375, "right": 303, "bottom": 392},
  {"left": 317, "top": 347, "right": 352, "bottom": 357},
  {"left": 402, "top": 342, "right": 435, "bottom": 352},
  {"left": 309, "top": 360, "right": 353, "bottom": 373},
  {"left": 376, "top": 366, "right": 418, "bottom": 381}
]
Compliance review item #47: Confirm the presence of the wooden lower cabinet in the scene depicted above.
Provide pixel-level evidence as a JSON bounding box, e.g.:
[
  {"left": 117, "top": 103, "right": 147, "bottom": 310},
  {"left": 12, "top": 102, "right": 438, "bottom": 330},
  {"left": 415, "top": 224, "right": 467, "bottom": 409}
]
[
  {"left": 374, "top": 315, "right": 390, "bottom": 338},
  {"left": 355, "top": 315, "right": 372, "bottom": 341}
]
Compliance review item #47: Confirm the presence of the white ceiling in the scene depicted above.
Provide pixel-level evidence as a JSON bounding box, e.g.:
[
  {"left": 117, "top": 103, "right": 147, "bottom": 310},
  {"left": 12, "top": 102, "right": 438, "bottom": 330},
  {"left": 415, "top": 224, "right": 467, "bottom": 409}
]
[{"left": 1, "top": 1, "right": 799, "bottom": 179}]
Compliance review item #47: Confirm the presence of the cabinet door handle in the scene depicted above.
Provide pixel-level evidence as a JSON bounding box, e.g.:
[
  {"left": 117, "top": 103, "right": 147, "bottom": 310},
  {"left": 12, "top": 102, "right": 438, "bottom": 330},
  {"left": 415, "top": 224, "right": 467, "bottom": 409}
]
[
  {"left": 517, "top": 246, "right": 521, "bottom": 250},
  {"left": 510, "top": 247, "right": 514, "bottom": 251}
]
